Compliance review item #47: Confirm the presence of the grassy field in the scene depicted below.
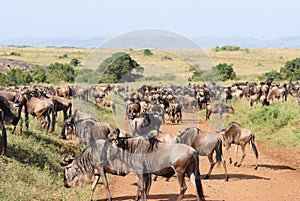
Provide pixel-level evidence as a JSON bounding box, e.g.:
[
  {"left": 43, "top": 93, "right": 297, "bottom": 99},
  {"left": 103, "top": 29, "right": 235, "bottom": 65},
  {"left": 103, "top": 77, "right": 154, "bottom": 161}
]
[
  {"left": 0, "top": 46, "right": 300, "bottom": 200},
  {"left": 1, "top": 46, "right": 300, "bottom": 82}
]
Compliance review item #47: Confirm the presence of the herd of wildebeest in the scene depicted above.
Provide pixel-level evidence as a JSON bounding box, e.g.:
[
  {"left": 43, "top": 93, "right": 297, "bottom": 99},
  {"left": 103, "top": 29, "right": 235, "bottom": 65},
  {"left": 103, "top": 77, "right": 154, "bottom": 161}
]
[{"left": 0, "top": 78, "right": 300, "bottom": 201}]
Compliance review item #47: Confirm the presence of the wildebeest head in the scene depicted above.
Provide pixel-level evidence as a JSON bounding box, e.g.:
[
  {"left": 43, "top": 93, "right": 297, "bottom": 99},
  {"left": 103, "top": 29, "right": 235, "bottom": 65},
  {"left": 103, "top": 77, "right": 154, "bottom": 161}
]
[
  {"left": 107, "top": 129, "right": 129, "bottom": 150},
  {"left": 61, "top": 117, "right": 76, "bottom": 140},
  {"left": 62, "top": 156, "right": 93, "bottom": 188},
  {"left": 0, "top": 96, "right": 20, "bottom": 126}
]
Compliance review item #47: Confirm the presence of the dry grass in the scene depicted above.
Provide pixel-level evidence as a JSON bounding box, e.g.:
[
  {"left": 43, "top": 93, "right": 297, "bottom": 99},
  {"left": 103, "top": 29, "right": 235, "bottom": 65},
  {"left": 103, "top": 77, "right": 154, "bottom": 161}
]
[{"left": 1, "top": 47, "right": 300, "bottom": 82}]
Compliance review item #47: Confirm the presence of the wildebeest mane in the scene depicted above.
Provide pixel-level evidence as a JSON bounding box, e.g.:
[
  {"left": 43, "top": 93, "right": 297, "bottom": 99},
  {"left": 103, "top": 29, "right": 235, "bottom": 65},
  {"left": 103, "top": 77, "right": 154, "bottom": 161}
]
[{"left": 124, "top": 136, "right": 159, "bottom": 153}]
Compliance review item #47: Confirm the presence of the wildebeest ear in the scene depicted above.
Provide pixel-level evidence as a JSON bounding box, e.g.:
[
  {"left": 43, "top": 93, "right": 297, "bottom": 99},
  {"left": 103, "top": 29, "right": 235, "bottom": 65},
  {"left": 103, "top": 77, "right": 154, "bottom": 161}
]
[
  {"left": 114, "top": 128, "right": 120, "bottom": 138},
  {"left": 107, "top": 129, "right": 120, "bottom": 141}
]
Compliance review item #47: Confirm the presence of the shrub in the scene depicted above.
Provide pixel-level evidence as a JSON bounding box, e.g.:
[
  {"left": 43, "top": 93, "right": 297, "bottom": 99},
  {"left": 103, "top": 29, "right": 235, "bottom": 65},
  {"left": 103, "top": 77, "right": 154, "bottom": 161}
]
[
  {"left": 32, "top": 66, "right": 47, "bottom": 83},
  {"left": 58, "top": 54, "right": 68, "bottom": 59},
  {"left": 47, "top": 63, "right": 76, "bottom": 83},
  {"left": 280, "top": 57, "right": 300, "bottom": 81},
  {"left": 264, "top": 70, "right": 282, "bottom": 80},
  {"left": 70, "top": 58, "right": 81, "bottom": 66},
  {"left": 143, "top": 49, "right": 153, "bottom": 56},
  {"left": 249, "top": 103, "right": 296, "bottom": 130}
]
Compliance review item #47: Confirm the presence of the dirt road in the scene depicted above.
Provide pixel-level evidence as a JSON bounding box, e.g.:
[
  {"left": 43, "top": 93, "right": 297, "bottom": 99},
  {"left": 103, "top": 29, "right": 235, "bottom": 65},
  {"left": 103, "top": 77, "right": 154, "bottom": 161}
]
[{"left": 104, "top": 110, "right": 300, "bottom": 201}]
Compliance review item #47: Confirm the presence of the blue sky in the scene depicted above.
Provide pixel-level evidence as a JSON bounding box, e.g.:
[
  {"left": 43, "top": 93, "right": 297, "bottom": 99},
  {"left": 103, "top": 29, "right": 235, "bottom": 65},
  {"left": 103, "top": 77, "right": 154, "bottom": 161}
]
[{"left": 1, "top": 0, "right": 299, "bottom": 41}]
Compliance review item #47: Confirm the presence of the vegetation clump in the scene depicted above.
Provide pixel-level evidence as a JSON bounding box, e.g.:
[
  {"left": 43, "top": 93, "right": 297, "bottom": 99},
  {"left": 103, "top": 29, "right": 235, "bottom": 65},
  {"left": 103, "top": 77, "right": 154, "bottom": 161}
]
[
  {"left": 189, "top": 63, "right": 236, "bottom": 82},
  {"left": 98, "top": 52, "right": 144, "bottom": 83}
]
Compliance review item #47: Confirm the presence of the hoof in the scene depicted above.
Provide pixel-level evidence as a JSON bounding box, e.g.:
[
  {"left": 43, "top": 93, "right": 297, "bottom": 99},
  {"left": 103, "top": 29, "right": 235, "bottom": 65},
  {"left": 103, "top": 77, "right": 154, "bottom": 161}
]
[
  {"left": 234, "top": 162, "right": 238, "bottom": 166},
  {"left": 225, "top": 176, "right": 229, "bottom": 181},
  {"left": 204, "top": 175, "right": 209, "bottom": 179},
  {"left": 229, "top": 158, "right": 232, "bottom": 164},
  {"left": 254, "top": 166, "right": 258, "bottom": 170}
]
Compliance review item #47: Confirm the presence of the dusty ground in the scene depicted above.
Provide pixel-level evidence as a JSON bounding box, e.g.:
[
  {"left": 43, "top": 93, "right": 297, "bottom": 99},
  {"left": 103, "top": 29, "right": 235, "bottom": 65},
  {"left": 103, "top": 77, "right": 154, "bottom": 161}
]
[{"left": 99, "top": 110, "right": 300, "bottom": 201}]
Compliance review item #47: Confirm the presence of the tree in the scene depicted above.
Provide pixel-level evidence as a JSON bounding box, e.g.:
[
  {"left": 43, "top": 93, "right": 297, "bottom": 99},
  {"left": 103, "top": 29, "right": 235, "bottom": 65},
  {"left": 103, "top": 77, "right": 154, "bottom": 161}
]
[
  {"left": 280, "top": 58, "right": 300, "bottom": 81},
  {"left": 97, "top": 52, "right": 143, "bottom": 83},
  {"left": 213, "top": 63, "right": 236, "bottom": 81}
]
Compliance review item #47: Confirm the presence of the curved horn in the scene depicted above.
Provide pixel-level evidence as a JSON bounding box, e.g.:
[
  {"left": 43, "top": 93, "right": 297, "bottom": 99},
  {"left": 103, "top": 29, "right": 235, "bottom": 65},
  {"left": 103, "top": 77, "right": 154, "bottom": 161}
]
[{"left": 63, "top": 155, "right": 75, "bottom": 163}]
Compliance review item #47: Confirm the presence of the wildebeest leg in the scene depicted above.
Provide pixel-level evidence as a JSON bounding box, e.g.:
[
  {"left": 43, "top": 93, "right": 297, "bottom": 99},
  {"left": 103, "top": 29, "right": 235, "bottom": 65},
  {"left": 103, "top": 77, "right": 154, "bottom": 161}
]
[
  {"left": 234, "top": 145, "right": 239, "bottom": 166},
  {"left": 97, "top": 168, "right": 112, "bottom": 201},
  {"left": 225, "top": 143, "right": 232, "bottom": 164},
  {"left": 176, "top": 172, "right": 187, "bottom": 201},
  {"left": 135, "top": 174, "right": 148, "bottom": 201},
  {"left": 63, "top": 110, "right": 68, "bottom": 121},
  {"left": 237, "top": 145, "right": 246, "bottom": 167},
  {"left": 1, "top": 125, "right": 7, "bottom": 155},
  {"left": 45, "top": 113, "right": 51, "bottom": 134},
  {"left": 89, "top": 174, "right": 100, "bottom": 201},
  {"left": 221, "top": 157, "right": 229, "bottom": 181},
  {"left": 204, "top": 153, "right": 215, "bottom": 179}
]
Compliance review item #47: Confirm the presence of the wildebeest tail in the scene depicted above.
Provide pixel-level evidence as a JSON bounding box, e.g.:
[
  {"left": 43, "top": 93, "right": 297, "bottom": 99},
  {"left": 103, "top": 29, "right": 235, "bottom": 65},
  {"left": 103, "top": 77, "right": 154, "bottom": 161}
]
[
  {"left": 250, "top": 133, "right": 258, "bottom": 159},
  {"left": 68, "top": 103, "right": 72, "bottom": 118},
  {"left": 193, "top": 153, "right": 205, "bottom": 201},
  {"left": 215, "top": 138, "right": 223, "bottom": 163}
]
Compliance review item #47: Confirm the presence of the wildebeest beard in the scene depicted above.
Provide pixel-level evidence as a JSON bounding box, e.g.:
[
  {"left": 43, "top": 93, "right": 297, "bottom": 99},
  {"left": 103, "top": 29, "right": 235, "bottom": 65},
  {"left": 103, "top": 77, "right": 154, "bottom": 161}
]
[{"left": 99, "top": 137, "right": 191, "bottom": 174}]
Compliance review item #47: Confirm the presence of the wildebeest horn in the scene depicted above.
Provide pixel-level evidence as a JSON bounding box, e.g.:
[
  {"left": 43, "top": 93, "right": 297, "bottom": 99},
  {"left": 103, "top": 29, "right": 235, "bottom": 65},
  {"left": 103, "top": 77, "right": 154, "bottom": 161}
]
[{"left": 63, "top": 155, "right": 75, "bottom": 163}]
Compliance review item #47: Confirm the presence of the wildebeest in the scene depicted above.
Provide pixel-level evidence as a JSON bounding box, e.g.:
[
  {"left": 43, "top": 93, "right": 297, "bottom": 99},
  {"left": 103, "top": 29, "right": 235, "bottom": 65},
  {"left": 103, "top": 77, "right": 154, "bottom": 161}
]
[
  {"left": 168, "top": 102, "right": 182, "bottom": 124},
  {"left": 205, "top": 102, "right": 234, "bottom": 120},
  {"left": 55, "top": 86, "right": 73, "bottom": 98},
  {"left": 0, "top": 90, "right": 26, "bottom": 134},
  {"left": 127, "top": 101, "right": 141, "bottom": 119},
  {"left": 108, "top": 129, "right": 205, "bottom": 201},
  {"left": 23, "top": 91, "right": 55, "bottom": 133},
  {"left": 220, "top": 122, "right": 259, "bottom": 170},
  {"left": 61, "top": 117, "right": 112, "bottom": 146},
  {"left": 130, "top": 112, "right": 163, "bottom": 136},
  {"left": 0, "top": 96, "right": 20, "bottom": 155},
  {"left": 95, "top": 97, "right": 116, "bottom": 114},
  {"left": 51, "top": 95, "right": 72, "bottom": 121},
  {"left": 62, "top": 138, "right": 148, "bottom": 201},
  {"left": 177, "top": 127, "right": 229, "bottom": 181}
]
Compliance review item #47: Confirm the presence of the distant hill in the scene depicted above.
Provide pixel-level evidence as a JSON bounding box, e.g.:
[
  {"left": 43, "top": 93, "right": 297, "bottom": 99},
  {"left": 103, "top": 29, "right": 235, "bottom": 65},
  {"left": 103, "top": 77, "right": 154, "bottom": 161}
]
[{"left": 1, "top": 31, "right": 300, "bottom": 49}]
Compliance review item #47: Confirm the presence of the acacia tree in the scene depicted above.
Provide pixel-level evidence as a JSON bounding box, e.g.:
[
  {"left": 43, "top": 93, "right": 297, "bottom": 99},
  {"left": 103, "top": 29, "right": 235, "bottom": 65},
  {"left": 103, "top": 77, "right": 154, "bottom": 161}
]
[{"left": 98, "top": 52, "right": 143, "bottom": 83}]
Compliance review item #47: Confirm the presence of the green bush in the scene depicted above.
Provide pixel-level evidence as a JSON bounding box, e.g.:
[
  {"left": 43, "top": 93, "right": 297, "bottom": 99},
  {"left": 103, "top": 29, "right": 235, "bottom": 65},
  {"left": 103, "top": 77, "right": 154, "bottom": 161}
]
[
  {"left": 264, "top": 70, "right": 282, "bottom": 80},
  {"left": 9, "top": 51, "right": 21, "bottom": 56},
  {"left": 280, "top": 57, "right": 300, "bottom": 81},
  {"left": 70, "top": 58, "right": 81, "bottom": 66},
  {"left": 32, "top": 66, "right": 47, "bottom": 83},
  {"left": 143, "top": 49, "right": 153, "bottom": 56},
  {"left": 162, "top": 55, "right": 173, "bottom": 60},
  {"left": 249, "top": 103, "right": 296, "bottom": 130},
  {"left": 47, "top": 63, "right": 76, "bottom": 83},
  {"left": 214, "top": 46, "right": 241, "bottom": 52}
]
